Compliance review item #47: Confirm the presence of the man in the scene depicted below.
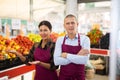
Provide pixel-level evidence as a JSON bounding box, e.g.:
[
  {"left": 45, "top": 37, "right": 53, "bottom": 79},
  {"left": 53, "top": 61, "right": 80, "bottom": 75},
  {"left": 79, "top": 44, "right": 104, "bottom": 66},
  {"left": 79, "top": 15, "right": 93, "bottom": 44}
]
[{"left": 54, "top": 14, "right": 90, "bottom": 80}]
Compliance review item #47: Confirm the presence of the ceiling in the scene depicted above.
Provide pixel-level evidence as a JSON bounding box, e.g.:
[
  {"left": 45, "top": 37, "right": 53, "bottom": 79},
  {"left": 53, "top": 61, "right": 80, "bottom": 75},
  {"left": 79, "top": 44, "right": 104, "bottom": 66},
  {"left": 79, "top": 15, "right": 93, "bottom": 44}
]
[
  {"left": 0, "top": 0, "right": 111, "bottom": 21},
  {"left": 77, "top": 0, "right": 111, "bottom": 3},
  {"left": 59, "top": 0, "right": 111, "bottom": 3},
  {"left": 0, "top": 0, "right": 65, "bottom": 21}
]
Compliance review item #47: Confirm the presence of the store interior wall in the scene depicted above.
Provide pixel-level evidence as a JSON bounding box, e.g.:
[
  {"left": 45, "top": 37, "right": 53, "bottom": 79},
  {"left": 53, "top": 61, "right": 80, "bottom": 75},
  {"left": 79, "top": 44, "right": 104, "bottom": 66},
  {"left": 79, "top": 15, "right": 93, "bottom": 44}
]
[{"left": 0, "top": 0, "right": 111, "bottom": 34}]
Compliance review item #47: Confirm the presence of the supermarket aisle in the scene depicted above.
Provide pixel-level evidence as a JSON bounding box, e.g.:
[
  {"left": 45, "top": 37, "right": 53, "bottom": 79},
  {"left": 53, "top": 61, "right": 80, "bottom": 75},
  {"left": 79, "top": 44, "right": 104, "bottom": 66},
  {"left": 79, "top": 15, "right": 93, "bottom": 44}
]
[{"left": 86, "top": 74, "right": 108, "bottom": 80}]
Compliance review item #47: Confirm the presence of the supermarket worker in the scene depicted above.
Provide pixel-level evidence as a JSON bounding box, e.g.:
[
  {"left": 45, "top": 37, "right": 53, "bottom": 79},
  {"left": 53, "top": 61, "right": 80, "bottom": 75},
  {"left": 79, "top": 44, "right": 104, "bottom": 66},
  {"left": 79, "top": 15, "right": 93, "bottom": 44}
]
[
  {"left": 7, "top": 20, "right": 58, "bottom": 80},
  {"left": 54, "top": 14, "right": 90, "bottom": 80}
]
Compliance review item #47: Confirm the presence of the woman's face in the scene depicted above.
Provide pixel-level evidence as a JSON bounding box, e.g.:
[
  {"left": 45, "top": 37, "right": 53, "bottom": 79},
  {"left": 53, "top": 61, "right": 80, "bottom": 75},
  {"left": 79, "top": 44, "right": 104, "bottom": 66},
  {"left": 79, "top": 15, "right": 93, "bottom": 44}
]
[{"left": 39, "top": 25, "right": 51, "bottom": 40}]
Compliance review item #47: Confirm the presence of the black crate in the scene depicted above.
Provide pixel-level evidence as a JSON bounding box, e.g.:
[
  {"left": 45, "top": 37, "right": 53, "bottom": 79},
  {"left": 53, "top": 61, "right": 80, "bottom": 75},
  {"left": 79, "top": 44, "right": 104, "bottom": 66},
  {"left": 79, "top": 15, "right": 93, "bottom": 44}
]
[
  {"left": 0, "top": 59, "right": 11, "bottom": 70},
  {"left": 0, "top": 57, "right": 24, "bottom": 71},
  {"left": 95, "top": 68, "right": 106, "bottom": 75}
]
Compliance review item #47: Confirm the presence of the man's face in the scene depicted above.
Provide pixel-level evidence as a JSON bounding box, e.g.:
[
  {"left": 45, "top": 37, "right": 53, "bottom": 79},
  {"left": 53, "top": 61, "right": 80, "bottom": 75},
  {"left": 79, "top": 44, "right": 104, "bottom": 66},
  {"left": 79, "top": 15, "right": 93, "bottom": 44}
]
[{"left": 64, "top": 17, "right": 78, "bottom": 34}]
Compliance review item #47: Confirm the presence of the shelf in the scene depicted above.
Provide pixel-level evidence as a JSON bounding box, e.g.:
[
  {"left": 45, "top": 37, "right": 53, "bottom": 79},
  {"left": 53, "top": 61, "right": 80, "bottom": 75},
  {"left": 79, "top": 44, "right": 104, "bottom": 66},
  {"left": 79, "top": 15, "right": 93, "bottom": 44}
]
[
  {"left": 90, "top": 48, "right": 109, "bottom": 75},
  {"left": 0, "top": 64, "right": 35, "bottom": 79},
  {"left": 90, "top": 48, "right": 109, "bottom": 56},
  {"left": 0, "top": 48, "right": 109, "bottom": 79}
]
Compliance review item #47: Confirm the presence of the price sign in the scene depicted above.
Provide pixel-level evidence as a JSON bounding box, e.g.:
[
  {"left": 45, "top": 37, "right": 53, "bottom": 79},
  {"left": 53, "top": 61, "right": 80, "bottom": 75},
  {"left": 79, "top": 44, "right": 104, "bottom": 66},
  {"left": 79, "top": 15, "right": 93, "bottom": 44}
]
[
  {"left": 0, "top": 18, "right": 1, "bottom": 27},
  {"left": 12, "top": 19, "right": 21, "bottom": 29},
  {"left": 27, "top": 22, "right": 35, "bottom": 31}
]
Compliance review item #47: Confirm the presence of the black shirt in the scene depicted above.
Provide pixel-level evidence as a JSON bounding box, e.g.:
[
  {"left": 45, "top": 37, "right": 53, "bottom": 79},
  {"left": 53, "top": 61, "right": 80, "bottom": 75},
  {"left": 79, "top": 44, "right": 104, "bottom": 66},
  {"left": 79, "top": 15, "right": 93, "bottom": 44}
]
[{"left": 25, "top": 40, "right": 58, "bottom": 70}]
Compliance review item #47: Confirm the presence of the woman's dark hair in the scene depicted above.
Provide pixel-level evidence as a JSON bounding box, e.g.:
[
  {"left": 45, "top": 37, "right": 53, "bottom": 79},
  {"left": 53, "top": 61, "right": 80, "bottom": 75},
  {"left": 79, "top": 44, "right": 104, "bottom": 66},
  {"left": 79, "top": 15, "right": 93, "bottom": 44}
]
[{"left": 38, "top": 20, "right": 52, "bottom": 31}]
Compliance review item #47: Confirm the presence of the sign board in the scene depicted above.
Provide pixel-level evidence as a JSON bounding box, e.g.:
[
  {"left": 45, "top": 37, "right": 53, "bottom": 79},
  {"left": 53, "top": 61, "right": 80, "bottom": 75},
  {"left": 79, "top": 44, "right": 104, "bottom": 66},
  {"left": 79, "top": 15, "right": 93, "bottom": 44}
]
[
  {"left": 12, "top": 19, "right": 21, "bottom": 29},
  {"left": 27, "top": 22, "right": 35, "bottom": 31},
  {"left": 0, "top": 19, "right": 1, "bottom": 27}
]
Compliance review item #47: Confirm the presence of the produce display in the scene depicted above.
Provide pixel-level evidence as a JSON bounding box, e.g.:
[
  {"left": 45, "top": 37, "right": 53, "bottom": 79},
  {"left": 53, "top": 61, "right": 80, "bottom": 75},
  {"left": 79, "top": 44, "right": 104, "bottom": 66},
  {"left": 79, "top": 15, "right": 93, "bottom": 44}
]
[
  {"left": 12, "top": 35, "right": 34, "bottom": 55},
  {"left": 99, "top": 33, "right": 110, "bottom": 49},
  {"left": 0, "top": 35, "right": 34, "bottom": 60},
  {"left": 27, "top": 33, "right": 42, "bottom": 42},
  {"left": 0, "top": 35, "right": 18, "bottom": 60},
  {"left": 0, "top": 35, "right": 34, "bottom": 70},
  {"left": 59, "top": 31, "right": 66, "bottom": 37},
  {"left": 27, "top": 32, "right": 66, "bottom": 43},
  {"left": 50, "top": 32, "right": 59, "bottom": 42},
  {"left": 50, "top": 32, "right": 66, "bottom": 42},
  {"left": 87, "top": 28, "right": 103, "bottom": 48},
  {"left": 0, "top": 31, "right": 66, "bottom": 70}
]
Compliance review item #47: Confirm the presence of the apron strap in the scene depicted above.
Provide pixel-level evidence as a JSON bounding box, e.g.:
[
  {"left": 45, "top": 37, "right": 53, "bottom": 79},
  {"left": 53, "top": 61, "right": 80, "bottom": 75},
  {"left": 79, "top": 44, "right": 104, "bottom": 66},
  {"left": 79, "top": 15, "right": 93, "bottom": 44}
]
[
  {"left": 62, "top": 35, "right": 66, "bottom": 45},
  {"left": 78, "top": 33, "right": 81, "bottom": 46}
]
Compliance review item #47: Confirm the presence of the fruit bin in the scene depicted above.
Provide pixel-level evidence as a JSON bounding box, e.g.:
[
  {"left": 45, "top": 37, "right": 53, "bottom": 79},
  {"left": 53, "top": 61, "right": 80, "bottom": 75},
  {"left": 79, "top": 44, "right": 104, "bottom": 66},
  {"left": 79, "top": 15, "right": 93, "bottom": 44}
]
[
  {"left": 0, "top": 58, "right": 20, "bottom": 71},
  {"left": 0, "top": 48, "right": 109, "bottom": 79},
  {"left": 9, "top": 57, "right": 23, "bottom": 67},
  {"left": 0, "top": 55, "right": 28, "bottom": 71},
  {"left": 0, "top": 59, "right": 9, "bottom": 70}
]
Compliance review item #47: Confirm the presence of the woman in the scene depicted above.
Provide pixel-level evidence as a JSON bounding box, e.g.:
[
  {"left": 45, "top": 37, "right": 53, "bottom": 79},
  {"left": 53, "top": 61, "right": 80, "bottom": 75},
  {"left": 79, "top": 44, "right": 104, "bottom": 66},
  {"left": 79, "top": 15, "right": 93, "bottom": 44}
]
[{"left": 8, "top": 20, "right": 58, "bottom": 80}]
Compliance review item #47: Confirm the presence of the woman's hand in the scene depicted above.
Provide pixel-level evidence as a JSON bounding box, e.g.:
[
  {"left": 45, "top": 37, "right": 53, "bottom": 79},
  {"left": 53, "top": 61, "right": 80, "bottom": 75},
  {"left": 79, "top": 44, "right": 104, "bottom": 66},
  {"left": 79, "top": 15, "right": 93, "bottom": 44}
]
[
  {"left": 28, "top": 61, "right": 40, "bottom": 65},
  {"left": 6, "top": 50, "right": 17, "bottom": 54},
  {"left": 6, "top": 49, "right": 26, "bottom": 62}
]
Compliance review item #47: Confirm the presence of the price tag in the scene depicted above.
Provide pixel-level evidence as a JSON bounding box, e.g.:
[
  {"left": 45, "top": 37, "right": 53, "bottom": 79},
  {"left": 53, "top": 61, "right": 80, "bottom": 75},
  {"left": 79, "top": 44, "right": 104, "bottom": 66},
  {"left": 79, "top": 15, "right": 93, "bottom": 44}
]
[{"left": 0, "top": 76, "right": 8, "bottom": 80}]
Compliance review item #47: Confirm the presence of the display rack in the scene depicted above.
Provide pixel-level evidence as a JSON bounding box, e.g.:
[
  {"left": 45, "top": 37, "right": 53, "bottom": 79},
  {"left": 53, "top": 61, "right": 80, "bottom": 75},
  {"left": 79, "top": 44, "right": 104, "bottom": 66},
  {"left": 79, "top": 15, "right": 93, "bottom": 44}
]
[
  {"left": 91, "top": 48, "right": 109, "bottom": 56},
  {"left": 0, "top": 64, "right": 35, "bottom": 79},
  {"left": 0, "top": 48, "right": 109, "bottom": 79},
  {"left": 90, "top": 48, "right": 109, "bottom": 75}
]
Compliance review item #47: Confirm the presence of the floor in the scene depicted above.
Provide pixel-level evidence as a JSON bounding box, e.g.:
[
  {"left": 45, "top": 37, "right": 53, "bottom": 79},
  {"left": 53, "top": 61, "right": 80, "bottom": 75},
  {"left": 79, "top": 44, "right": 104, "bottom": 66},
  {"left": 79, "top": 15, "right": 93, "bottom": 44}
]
[{"left": 86, "top": 74, "right": 108, "bottom": 80}]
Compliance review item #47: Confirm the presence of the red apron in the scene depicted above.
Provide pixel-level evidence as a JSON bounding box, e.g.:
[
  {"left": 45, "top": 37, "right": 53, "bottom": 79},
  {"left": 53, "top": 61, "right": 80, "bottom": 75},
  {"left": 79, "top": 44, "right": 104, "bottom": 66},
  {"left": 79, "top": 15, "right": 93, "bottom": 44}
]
[
  {"left": 59, "top": 34, "right": 85, "bottom": 80},
  {"left": 34, "top": 47, "right": 58, "bottom": 80}
]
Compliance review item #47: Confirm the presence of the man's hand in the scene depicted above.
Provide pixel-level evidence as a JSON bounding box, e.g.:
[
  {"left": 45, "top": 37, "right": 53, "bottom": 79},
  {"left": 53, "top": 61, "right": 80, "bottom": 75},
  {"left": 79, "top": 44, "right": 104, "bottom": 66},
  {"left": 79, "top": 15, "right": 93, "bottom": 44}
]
[
  {"left": 77, "top": 49, "right": 89, "bottom": 56},
  {"left": 61, "top": 52, "right": 67, "bottom": 58}
]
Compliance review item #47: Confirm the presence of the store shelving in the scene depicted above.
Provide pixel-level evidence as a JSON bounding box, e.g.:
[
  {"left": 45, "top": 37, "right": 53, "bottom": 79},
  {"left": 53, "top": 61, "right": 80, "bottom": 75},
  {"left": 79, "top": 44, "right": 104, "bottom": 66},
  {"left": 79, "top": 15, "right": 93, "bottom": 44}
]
[{"left": 0, "top": 48, "right": 109, "bottom": 79}]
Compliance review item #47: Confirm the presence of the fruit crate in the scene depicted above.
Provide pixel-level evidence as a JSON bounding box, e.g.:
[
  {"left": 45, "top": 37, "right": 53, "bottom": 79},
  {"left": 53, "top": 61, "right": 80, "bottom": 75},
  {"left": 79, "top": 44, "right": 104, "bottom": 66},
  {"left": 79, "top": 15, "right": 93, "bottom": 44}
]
[
  {"left": 0, "top": 59, "right": 10, "bottom": 70},
  {"left": 0, "top": 57, "right": 24, "bottom": 71},
  {"left": 9, "top": 57, "right": 24, "bottom": 67}
]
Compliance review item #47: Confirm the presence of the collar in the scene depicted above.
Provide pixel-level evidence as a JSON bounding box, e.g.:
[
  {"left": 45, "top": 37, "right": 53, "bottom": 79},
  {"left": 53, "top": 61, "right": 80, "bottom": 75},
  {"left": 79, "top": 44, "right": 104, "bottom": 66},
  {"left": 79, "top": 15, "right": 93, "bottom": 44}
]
[{"left": 65, "top": 33, "right": 79, "bottom": 39}]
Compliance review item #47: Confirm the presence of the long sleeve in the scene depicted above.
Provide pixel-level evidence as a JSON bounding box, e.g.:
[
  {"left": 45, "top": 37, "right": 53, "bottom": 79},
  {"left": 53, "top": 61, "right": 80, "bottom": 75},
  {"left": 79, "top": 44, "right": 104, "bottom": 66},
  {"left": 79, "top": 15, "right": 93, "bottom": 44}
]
[
  {"left": 66, "top": 35, "right": 90, "bottom": 64},
  {"left": 24, "top": 42, "right": 39, "bottom": 64},
  {"left": 54, "top": 37, "right": 71, "bottom": 65},
  {"left": 49, "top": 42, "right": 59, "bottom": 70},
  {"left": 67, "top": 54, "right": 89, "bottom": 64},
  {"left": 81, "top": 35, "right": 90, "bottom": 51},
  {"left": 54, "top": 34, "right": 90, "bottom": 65},
  {"left": 67, "top": 35, "right": 90, "bottom": 64}
]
